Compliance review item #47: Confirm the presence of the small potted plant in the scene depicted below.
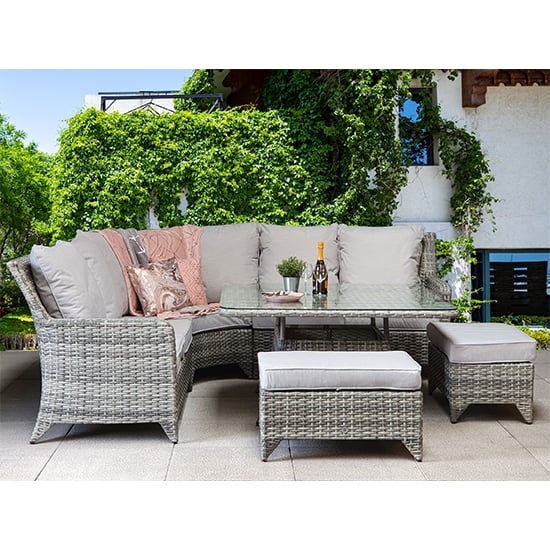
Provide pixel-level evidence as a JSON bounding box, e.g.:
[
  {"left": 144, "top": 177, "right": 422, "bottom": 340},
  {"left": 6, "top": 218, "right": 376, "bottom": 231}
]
[{"left": 276, "top": 256, "right": 306, "bottom": 292}]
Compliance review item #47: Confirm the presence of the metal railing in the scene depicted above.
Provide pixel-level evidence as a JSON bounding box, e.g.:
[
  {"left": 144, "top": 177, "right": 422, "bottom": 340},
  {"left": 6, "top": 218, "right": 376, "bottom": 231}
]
[{"left": 98, "top": 91, "right": 224, "bottom": 114}]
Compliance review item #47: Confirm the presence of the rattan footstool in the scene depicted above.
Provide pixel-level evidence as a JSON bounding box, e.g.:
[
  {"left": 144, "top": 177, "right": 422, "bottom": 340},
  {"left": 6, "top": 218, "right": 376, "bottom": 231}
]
[
  {"left": 427, "top": 322, "right": 536, "bottom": 423},
  {"left": 257, "top": 350, "right": 423, "bottom": 461}
]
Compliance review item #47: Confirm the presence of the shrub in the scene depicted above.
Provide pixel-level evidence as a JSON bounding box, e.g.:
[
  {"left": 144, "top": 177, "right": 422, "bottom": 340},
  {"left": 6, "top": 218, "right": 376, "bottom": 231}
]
[{"left": 276, "top": 257, "right": 306, "bottom": 278}]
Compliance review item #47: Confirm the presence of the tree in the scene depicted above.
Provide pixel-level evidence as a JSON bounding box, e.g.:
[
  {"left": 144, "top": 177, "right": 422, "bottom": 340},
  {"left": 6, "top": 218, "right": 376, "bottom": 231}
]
[{"left": 0, "top": 113, "right": 51, "bottom": 307}]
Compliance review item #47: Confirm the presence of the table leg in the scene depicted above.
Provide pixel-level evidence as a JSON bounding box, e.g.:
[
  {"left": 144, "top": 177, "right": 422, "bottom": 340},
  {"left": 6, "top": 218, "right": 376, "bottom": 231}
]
[
  {"left": 383, "top": 318, "right": 389, "bottom": 340},
  {"left": 274, "top": 316, "right": 286, "bottom": 351}
]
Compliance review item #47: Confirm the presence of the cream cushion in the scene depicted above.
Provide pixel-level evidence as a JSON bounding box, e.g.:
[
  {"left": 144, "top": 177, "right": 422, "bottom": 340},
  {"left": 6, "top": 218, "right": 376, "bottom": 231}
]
[
  {"left": 338, "top": 224, "right": 425, "bottom": 285},
  {"left": 200, "top": 223, "right": 260, "bottom": 303},
  {"left": 258, "top": 350, "right": 422, "bottom": 391},
  {"left": 427, "top": 322, "right": 536, "bottom": 364},
  {"left": 30, "top": 240, "right": 106, "bottom": 319},
  {"left": 259, "top": 224, "right": 339, "bottom": 290}
]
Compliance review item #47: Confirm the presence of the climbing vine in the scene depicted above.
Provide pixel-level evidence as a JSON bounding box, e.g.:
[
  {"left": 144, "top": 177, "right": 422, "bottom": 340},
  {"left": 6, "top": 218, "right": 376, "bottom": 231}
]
[
  {"left": 412, "top": 72, "right": 497, "bottom": 318},
  {"left": 50, "top": 69, "right": 497, "bottom": 319}
]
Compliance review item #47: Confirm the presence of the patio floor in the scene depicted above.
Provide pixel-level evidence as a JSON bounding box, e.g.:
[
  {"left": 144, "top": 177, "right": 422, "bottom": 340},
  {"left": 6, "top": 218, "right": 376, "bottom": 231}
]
[{"left": 1, "top": 349, "right": 549, "bottom": 482}]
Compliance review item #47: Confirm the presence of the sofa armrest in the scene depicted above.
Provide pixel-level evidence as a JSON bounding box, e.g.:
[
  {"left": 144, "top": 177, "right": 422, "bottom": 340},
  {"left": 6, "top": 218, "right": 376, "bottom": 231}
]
[
  {"left": 422, "top": 274, "right": 452, "bottom": 302},
  {"left": 35, "top": 317, "right": 179, "bottom": 375}
]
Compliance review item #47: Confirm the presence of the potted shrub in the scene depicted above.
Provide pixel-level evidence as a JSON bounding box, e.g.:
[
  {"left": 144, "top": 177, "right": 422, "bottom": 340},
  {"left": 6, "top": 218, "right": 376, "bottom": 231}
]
[{"left": 276, "top": 256, "right": 306, "bottom": 292}]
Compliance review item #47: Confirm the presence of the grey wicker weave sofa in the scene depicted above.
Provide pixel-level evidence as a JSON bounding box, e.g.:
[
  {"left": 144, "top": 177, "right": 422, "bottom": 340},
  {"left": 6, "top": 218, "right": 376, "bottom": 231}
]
[{"left": 8, "top": 222, "right": 450, "bottom": 443}]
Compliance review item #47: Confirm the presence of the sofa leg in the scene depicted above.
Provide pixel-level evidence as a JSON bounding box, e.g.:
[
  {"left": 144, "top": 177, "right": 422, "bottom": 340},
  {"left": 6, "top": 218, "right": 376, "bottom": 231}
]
[
  {"left": 160, "top": 421, "right": 179, "bottom": 443},
  {"left": 261, "top": 438, "right": 282, "bottom": 461},
  {"left": 30, "top": 417, "right": 53, "bottom": 443}
]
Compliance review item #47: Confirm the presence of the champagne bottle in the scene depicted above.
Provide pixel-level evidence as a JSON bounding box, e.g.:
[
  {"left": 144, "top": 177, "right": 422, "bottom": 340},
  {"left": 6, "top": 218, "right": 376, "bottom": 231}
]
[{"left": 312, "top": 241, "right": 328, "bottom": 295}]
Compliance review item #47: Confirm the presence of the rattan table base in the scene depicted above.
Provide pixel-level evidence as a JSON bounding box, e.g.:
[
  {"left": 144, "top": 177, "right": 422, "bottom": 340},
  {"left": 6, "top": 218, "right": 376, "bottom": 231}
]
[{"left": 279, "top": 325, "right": 390, "bottom": 352}]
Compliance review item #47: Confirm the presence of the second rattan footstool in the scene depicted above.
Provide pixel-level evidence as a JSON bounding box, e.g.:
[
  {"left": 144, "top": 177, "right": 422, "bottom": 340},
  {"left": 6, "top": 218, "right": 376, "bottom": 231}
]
[
  {"left": 257, "top": 350, "right": 423, "bottom": 461},
  {"left": 427, "top": 322, "right": 536, "bottom": 423}
]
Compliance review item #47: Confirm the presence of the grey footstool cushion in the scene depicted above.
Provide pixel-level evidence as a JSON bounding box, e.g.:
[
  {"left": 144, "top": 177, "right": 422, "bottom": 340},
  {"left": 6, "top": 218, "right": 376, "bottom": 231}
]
[
  {"left": 258, "top": 350, "right": 423, "bottom": 461},
  {"left": 427, "top": 322, "right": 536, "bottom": 423}
]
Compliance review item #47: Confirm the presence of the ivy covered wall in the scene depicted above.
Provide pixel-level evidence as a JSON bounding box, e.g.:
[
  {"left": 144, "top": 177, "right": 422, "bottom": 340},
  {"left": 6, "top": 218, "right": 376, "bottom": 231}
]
[{"left": 50, "top": 69, "right": 496, "bottom": 253}]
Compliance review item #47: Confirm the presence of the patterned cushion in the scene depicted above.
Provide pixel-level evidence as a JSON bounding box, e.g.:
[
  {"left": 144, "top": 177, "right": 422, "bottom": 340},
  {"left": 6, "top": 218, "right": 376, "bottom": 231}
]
[{"left": 127, "top": 258, "right": 192, "bottom": 317}]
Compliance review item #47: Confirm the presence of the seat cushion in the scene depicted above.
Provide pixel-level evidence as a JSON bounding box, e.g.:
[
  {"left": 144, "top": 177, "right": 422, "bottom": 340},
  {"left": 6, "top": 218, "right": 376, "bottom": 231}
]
[
  {"left": 338, "top": 224, "right": 425, "bottom": 285},
  {"left": 165, "top": 318, "right": 194, "bottom": 357},
  {"left": 191, "top": 311, "right": 252, "bottom": 334},
  {"left": 258, "top": 350, "right": 422, "bottom": 391},
  {"left": 427, "top": 322, "right": 536, "bottom": 364}
]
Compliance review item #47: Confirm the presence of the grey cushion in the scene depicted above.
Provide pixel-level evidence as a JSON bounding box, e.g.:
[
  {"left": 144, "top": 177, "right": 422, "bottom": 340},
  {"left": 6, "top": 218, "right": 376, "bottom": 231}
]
[
  {"left": 191, "top": 311, "right": 251, "bottom": 334},
  {"left": 338, "top": 224, "right": 425, "bottom": 285},
  {"left": 258, "top": 350, "right": 422, "bottom": 391},
  {"left": 200, "top": 223, "right": 260, "bottom": 303},
  {"left": 30, "top": 240, "right": 106, "bottom": 319},
  {"left": 72, "top": 230, "right": 129, "bottom": 317},
  {"left": 259, "top": 224, "right": 339, "bottom": 290},
  {"left": 427, "top": 322, "right": 536, "bottom": 364},
  {"left": 165, "top": 318, "right": 193, "bottom": 357}
]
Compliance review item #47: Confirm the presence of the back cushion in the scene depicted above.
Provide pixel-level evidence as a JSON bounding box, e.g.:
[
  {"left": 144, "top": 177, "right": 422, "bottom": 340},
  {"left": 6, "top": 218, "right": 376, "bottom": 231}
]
[
  {"left": 200, "top": 223, "right": 260, "bottom": 303},
  {"left": 30, "top": 240, "right": 107, "bottom": 319},
  {"left": 259, "top": 224, "right": 339, "bottom": 290},
  {"left": 338, "top": 224, "right": 425, "bottom": 285},
  {"left": 72, "top": 230, "right": 129, "bottom": 317}
]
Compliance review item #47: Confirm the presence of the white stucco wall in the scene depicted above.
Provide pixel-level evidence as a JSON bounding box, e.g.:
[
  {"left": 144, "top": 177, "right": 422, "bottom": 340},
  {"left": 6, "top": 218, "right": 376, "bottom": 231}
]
[
  {"left": 465, "top": 84, "right": 550, "bottom": 249},
  {"left": 394, "top": 70, "right": 550, "bottom": 251}
]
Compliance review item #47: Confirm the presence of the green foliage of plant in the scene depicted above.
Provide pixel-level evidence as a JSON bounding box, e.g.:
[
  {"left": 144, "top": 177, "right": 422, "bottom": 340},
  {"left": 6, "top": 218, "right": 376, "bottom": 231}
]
[
  {"left": 276, "top": 256, "right": 306, "bottom": 278},
  {"left": 407, "top": 72, "right": 497, "bottom": 319},
  {"left": 0, "top": 113, "right": 51, "bottom": 307},
  {"left": 492, "top": 315, "right": 550, "bottom": 327},
  {"left": 263, "top": 70, "right": 412, "bottom": 226},
  {"left": 49, "top": 107, "right": 333, "bottom": 240},
  {"left": 490, "top": 315, "right": 550, "bottom": 350},
  {"left": 49, "top": 109, "right": 161, "bottom": 240},
  {"left": 517, "top": 327, "right": 550, "bottom": 350},
  {"left": 0, "top": 307, "right": 35, "bottom": 335},
  {"left": 174, "top": 69, "right": 215, "bottom": 112}
]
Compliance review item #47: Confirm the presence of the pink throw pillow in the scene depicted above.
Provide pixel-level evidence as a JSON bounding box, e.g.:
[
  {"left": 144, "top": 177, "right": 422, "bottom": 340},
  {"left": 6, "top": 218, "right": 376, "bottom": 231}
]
[{"left": 127, "top": 258, "right": 192, "bottom": 317}]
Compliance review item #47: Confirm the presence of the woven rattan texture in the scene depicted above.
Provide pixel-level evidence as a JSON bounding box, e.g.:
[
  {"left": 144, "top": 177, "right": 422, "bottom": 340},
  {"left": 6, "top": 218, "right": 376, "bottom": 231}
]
[
  {"left": 191, "top": 327, "right": 255, "bottom": 378},
  {"left": 259, "top": 388, "right": 423, "bottom": 461},
  {"left": 427, "top": 342, "right": 534, "bottom": 423},
  {"left": 389, "top": 331, "right": 428, "bottom": 367},
  {"left": 281, "top": 325, "right": 390, "bottom": 351},
  {"left": 8, "top": 256, "right": 192, "bottom": 443}
]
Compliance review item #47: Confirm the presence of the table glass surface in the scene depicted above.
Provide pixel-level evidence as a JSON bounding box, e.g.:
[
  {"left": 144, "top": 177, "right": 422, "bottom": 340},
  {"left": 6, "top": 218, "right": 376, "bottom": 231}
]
[{"left": 220, "top": 283, "right": 457, "bottom": 318}]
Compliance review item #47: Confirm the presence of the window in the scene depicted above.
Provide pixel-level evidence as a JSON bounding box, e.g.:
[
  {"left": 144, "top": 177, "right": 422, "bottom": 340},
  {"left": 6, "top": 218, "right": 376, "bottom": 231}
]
[
  {"left": 473, "top": 250, "right": 550, "bottom": 322},
  {"left": 399, "top": 88, "right": 435, "bottom": 166}
]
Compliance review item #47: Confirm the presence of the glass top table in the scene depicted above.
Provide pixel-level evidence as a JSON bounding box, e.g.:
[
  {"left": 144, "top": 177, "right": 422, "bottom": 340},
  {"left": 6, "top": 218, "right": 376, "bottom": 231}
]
[
  {"left": 220, "top": 283, "right": 457, "bottom": 318},
  {"left": 220, "top": 283, "right": 458, "bottom": 349}
]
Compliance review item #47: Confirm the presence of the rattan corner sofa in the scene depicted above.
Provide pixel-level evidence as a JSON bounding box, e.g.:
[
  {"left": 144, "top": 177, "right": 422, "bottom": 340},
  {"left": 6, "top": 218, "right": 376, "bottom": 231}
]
[{"left": 8, "top": 223, "right": 451, "bottom": 443}]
